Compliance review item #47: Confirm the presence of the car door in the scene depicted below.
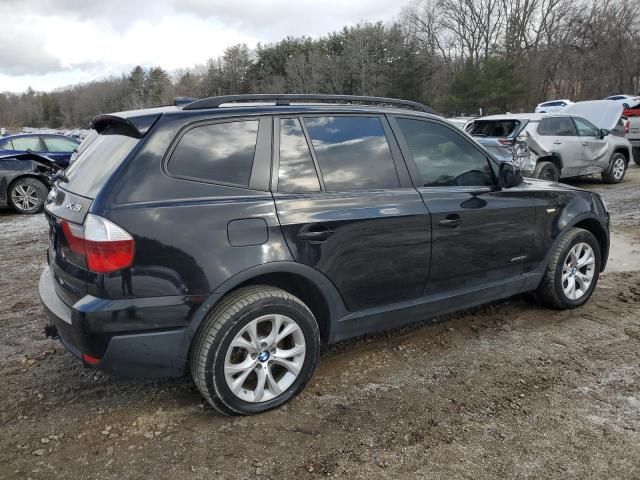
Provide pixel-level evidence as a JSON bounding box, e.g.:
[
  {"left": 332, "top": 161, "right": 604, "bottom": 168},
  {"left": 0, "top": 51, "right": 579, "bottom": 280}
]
[
  {"left": 535, "top": 116, "right": 584, "bottom": 176},
  {"left": 389, "top": 116, "right": 536, "bottom": 295},
  {"left": 272, "top": 114, "right": 431, "bottom": 312},
  {"left": 572, "top": 116, "right": 610, "bottom": 174}
]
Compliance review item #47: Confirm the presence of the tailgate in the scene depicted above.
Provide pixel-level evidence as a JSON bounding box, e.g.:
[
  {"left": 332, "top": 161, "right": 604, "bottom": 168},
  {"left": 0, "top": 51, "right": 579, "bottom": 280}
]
[{"left": 45, "top": 185, "right": 93, "bottom": 306}]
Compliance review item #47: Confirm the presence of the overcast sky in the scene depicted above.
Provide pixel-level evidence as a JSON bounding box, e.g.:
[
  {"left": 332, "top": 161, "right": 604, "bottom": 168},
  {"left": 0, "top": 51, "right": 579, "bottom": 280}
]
[{"left": 0, "top": 0, "right": 411, "bottom": 93}]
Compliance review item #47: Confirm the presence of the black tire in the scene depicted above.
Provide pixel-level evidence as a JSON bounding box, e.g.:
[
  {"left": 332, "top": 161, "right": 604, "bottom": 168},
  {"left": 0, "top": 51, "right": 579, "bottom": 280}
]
[
  {"left": 601, "top": 152, "right": 626, "bottom": 184},
  {"left": 190, "top": 285, "right": 320, "bottom": 415},
  {"left": 8, "top": 177, "right": 48, "bottom": 214},
  {"left": 633, "top": 148, "right": 640, "bottom": 166},
  {"left": 534, "top": 161, "right": 559, "bottom": 182},
  {"left": 537, "top": 228, "right": 601, "bottom": 309}
]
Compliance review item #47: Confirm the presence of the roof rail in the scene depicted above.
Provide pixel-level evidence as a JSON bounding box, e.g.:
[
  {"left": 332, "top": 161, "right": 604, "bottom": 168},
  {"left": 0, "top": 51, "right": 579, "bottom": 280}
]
[
  {"left": 182, "top": 94, "right": 435, "bottom": 114},
  {"left": 174, "top": 96, "right": 198, "bottom": 106}
]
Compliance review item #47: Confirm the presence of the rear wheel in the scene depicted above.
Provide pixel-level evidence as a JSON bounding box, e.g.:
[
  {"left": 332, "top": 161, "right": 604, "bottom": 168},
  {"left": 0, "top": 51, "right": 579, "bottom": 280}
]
[
  {"left": 190, "top": 285, "right": 320, "bottom": 415},
  {"left": 537, "top": 228, "right": 601, "bottom": 309},
  {"left": 8, "top": 177, "right": 48, "bottom": 214},
  {"left": 534, "top": 161, "right": 559, "bottom": 182},
  {"left": 601, "top": 152, "right": 626, "bottom": 183}
]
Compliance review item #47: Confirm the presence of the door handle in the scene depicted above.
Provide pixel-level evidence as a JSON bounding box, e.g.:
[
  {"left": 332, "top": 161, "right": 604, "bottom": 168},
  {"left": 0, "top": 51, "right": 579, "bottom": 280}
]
[
  {"left": 438, "top": 215, "right": 463, "bottom": 228},
  {"left": 298, "top": 226, "right": 334, "bottom": 243},
  {"left": 553, "top": 140, "right": 562, "bottom": 145}
]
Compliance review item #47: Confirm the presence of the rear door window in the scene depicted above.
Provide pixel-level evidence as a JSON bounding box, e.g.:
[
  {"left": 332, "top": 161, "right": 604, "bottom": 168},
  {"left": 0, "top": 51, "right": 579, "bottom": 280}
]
[
  {"left": 467, "top": 120, "right": 520, "bottom": 137},
  {"left": 11, "top": 136, "right": 43, "bottom": 151},
  {"left": 169, "top": 120, "right": 259, "bottom": 186},
  {"left": 397, "top": 118, "right": 494, "bottom": 187},
  {"left": 278, "top": 118, "right": 320, "bottom": 193},
  {"left": 303, "top": 116, "right": 399, "bottom": 191},
  {"left": 537, "top": 117, "right": 578, "bottom": 136}
]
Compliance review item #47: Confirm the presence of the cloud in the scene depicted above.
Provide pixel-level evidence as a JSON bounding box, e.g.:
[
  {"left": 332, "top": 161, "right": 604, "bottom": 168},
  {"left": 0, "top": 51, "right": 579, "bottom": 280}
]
[{"left": 0, "top": 0, "right": 411, "bottom": 93}]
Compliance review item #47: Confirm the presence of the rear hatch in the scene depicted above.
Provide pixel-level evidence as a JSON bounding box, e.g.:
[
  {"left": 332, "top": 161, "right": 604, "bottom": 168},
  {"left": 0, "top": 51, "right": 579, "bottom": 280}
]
[
  {"left": 45, "top": 132, "right": 141, "bottom": 306},
  {"left": 467, "top": 119, "right": 525, "bottom": 162}
]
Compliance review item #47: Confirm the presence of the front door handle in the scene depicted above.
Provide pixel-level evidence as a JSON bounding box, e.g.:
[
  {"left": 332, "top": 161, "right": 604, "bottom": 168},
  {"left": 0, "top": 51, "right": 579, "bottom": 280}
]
[
  {"left": 553, "top": 140, "right": 562, "bottom": 145},
  {"left": 439, "top": 215, "right": 463, "bottom": 228},
  {"left": 298, "top": 226, "right": 334, "bottom": 243}
]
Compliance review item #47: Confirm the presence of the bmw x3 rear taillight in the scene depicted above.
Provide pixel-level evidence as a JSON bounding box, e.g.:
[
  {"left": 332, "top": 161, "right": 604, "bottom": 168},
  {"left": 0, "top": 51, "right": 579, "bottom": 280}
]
[{"left": 61, "top": 214, "right": 135, "bottom": 273}]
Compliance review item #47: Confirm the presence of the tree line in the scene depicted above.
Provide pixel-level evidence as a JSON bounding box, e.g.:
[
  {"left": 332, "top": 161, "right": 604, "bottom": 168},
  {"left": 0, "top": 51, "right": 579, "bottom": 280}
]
[{"left": 1, "top": 0, "right": 639, "bottom": 129}]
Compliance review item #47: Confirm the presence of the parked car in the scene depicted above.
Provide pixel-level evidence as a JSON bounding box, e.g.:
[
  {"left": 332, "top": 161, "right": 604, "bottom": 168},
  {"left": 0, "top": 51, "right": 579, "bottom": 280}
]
[
  {"left": 40, "top": 94, "right": 610, "bottom": 415},
  {"left": 0, "top": 152, "right": 62, "bottom": 213},
  {"left": 0, "top": 133, "right": 80, "bottom": 168},
  {"left": 603, "top": 95, "right": 640, "bottom": 109},
  {"left": 627, "top": 112, "right": 640, "bottom": 165},
  {"left": 622, "top": 100, "right": 640, "bottom": 118},
  {"left": 468, "top": 102, "right": 632, "bottom": 182},
  {"left": 446, "top": 116, "right": 476, "bottom": 130},
  {"left": 535, "top": 99, "right": 573, "bottom": 113}
]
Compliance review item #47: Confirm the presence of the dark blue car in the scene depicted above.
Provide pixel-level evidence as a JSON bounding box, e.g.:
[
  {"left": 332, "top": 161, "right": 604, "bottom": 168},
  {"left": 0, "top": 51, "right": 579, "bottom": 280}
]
[{"left": 0, "top": 133, "right": 80, "bottom": 168}]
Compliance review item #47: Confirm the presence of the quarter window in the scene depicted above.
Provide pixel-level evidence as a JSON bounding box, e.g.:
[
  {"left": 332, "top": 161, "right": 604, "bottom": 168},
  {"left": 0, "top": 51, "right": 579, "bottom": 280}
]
[
  {"left": 169, "top": 120, "right": 259, "bottom": 186},
  {"left": 278, "top": 118, "right": 320, "bottom": 193},
  {"left": 537, "top": 117, "right": 577, "bottom": 136},
  {"left": 397, "top": 118, "right": 494, "bottom": 187},
  {"left": 303, "top": 116, "right": 399, "bottom": 191}
]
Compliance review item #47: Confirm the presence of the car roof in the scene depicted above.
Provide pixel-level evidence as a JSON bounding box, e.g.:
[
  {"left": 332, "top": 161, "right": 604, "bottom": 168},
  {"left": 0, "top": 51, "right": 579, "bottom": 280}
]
[
  {"left": 539, "top": 99, "right": 572, "bottom": 104},
  {"left": 3, "top": 133, "right": 78, "bottom": 140}
]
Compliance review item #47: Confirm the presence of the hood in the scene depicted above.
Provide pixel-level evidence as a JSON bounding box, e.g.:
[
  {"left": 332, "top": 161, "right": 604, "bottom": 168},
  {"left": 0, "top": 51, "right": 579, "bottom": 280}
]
[{"left": 563, "top": 100, "right": 622, "bottom": 131}]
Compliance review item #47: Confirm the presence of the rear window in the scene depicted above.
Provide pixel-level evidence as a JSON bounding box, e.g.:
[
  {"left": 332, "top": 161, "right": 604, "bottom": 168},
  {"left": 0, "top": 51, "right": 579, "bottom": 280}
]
[
  {"left": 168, "top": 120, "right": 259, "bottom": 186},
  {"left": 64, "top": 134, "right": 139, "bottom": 197},
  {"left": 467, "top": 120, "right": 521, "bottom": 137}
]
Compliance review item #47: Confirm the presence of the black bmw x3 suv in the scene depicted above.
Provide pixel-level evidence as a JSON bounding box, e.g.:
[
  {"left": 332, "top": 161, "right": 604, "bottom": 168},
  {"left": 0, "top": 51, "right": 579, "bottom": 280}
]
[{"left": 39, "top": 94, "right": 610, "bottom": 415}]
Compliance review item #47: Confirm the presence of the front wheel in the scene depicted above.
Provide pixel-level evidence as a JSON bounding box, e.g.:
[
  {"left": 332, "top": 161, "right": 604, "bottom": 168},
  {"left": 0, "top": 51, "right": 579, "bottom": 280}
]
[
  {"left": 8, "top": 177, "right": 48, "bottom": 214},
  {"left": 191, "top": 286, "right": 320, "bottom": 415},
  {"left": 537, "top": 228, "right": 601, "bottom": 309},
  {"left": 601, "top": 152, "right": 626, "bottom": 183}
]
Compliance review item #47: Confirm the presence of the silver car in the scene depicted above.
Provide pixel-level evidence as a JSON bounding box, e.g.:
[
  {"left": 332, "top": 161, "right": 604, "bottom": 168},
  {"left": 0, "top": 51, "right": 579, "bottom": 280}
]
[{"left": 466, "top": 102, "right": 632, "bottom": 183}]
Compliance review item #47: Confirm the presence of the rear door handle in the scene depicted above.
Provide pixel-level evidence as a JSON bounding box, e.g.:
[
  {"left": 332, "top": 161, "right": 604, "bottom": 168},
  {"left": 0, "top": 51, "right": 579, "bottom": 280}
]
[
  {"left": 298, "top": 226, "right": 334, "bottom": 243},
  {"left": 439, "top": 215, "right": 463, "bottom": 228},
  {"left": 553, "top": 140, "right": 562, "bottom": 145}
]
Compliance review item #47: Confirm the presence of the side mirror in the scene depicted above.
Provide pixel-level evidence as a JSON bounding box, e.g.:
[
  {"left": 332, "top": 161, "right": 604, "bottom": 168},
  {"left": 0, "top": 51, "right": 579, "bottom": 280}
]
[
  {"left": 599, "top": 128, "right": 610, "bottom": 139},
  {"left": 499, "top": 162, "right": 523, "bottom": 189}
]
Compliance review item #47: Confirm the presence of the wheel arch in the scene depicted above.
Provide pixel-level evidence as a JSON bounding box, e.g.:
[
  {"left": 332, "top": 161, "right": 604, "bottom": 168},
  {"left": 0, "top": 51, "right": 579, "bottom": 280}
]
[
  {"left": 572, "top": 217, "right": 609, "bottom": 272},
  {"left": 612, "top": 147, "right": 629, "bottom": 166},
  {"left": 537, "top": 153, "right": 563, "bottom": 172},
  {"left": 184, "top": 262, "right": 347, "bottom": 354}
]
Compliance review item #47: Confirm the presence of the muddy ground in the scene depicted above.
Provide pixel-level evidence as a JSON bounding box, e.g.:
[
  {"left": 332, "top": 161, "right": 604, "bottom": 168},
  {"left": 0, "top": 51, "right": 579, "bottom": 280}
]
[{"left": 1, "top": 166, "right": 639, "bottom": 480}]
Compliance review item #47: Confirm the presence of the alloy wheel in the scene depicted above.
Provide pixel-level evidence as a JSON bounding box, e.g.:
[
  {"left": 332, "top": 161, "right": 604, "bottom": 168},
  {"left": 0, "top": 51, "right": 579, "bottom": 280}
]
[
  {"left": 562, "top": 242, "right": 595, "bottom": 300},
  {"left": 612, "top": 157, "right": 625, "bottom": 180},
  {"left": 11, "top": 184, "right": 39, "bottom": 211},
  {"left": 223, "top": 314, "right": 306, "bottom": 403}
]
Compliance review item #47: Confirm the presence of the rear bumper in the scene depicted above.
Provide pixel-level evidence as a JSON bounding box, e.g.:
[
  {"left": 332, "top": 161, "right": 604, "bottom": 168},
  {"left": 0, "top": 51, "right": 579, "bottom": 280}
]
[{"left": 39, "top": 266, "right": 192, "bottom": 378}]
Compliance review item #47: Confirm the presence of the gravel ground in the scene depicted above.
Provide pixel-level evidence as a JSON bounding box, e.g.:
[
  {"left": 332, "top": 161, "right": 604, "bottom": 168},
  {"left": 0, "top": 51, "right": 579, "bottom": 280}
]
[{"left": 1, "top": 166, "right": 639, "bottom": 480}]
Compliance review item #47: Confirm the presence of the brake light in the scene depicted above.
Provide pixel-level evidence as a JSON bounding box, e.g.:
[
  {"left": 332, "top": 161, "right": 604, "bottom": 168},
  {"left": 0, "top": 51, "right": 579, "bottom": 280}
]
[
  {"left": 624, "top": 119, "right": 630, "bottom": 134},
  {"left": 61, "top": 214, "right": 135, "bottom": 273}
]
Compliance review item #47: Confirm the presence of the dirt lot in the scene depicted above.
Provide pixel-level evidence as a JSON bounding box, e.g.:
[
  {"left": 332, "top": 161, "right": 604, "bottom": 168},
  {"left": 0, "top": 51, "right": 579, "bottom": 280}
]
[{"left": 1, "top": 167, "right": 639, "bottom": 480}]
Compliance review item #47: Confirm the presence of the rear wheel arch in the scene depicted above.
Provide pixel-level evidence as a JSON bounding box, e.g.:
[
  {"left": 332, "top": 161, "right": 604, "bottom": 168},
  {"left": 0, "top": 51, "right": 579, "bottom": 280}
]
[
  {"left": 186, "top": 263, "right": 346, "bottom": 353},
  {"left": 538, "top": 154, "right": 563, "bottom": 172}
]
